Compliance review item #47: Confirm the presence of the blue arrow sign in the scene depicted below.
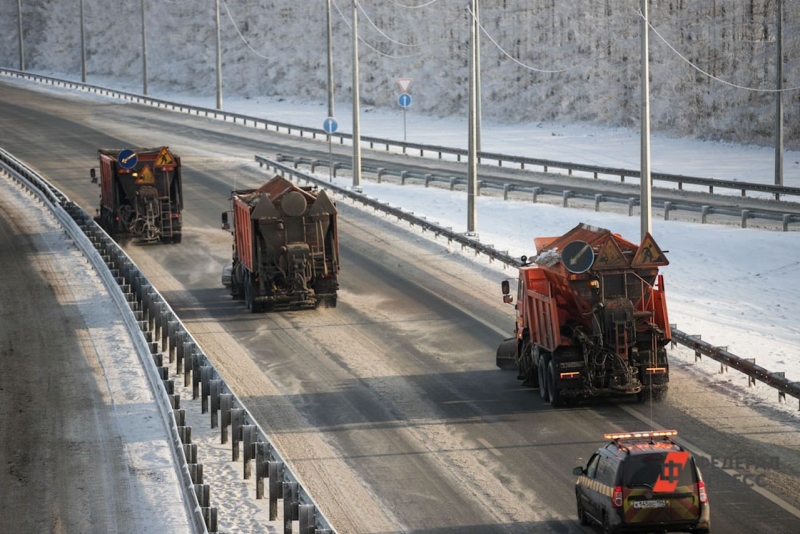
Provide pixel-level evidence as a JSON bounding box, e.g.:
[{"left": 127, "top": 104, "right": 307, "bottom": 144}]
[
  {"left": 323, "top": 117, "right": 338, "bottom": 134},
  {"left": 398, "top": 93, "right": 412, "bottom": 108},
  {"left": 117, "top": 149, "right": 138, "bottom": 170}
]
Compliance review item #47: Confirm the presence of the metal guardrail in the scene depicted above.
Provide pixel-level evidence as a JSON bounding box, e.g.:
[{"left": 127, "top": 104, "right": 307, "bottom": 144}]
[
  {"left": 671, "top": 328, "right": 800, "bottom": 407},
  {"left": 276, "top": 154, "right": 800, "bottom": 231},
  {"left": 255, "top": 154, "right": 523, "bottom": 268},
  {"left": 257, "top": 154, "right": 800, "bottom": 410},
  {"left": 3, "top": 67, "right": 799, "bottom": 201},
  {"left": 0, "top": 148, "right": 336, "bottom": 534}
]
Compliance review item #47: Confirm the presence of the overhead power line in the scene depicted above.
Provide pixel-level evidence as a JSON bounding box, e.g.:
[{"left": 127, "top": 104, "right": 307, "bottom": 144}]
[
  {"left": 642, "top": 10, "right": 800, "bottom": 93},
  {"left": 469, "top": 4, "right": 638, "bottom": 74},
  {"left": 222, "top": 0, "right": 273, "bottom": 60}
]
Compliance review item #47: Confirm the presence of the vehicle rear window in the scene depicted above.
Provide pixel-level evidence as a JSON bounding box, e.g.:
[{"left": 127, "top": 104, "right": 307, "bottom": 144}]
[{"left": 622, "top": 453, "right": 697, "bottom": 489}]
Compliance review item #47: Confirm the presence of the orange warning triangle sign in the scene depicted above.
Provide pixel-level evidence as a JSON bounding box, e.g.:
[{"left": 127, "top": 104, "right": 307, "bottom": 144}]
[
  {"left": 135, "top": 164, "right": 156, "bottom": 185},
  {"left": 594, "top": 237, "right": 628, "bottom": 269},
  {"left": 631, "top": 233, "right": 669, "bottom": 267},
  {"left": 155, "top": 147, "right": 176, "bottom": 168}
]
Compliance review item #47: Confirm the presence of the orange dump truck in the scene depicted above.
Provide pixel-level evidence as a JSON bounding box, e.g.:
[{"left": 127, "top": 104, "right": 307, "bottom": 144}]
[{"left": 497, "top": 223, "right": 671, "bottom": 406}]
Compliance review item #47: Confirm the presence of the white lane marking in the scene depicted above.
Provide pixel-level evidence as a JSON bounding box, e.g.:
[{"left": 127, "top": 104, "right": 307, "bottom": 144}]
[{"left": 478, "top": 437, "right": 503, "bottom": 457}]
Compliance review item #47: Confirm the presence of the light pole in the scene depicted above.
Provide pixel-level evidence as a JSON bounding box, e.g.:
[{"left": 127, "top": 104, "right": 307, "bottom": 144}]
[
  {"left": 215, "top": 0, "right": 223, "bottom": 109},
  {"left": 351, "top": 0, "right": 362, "bottom": 188},
  {"left": 141, "top": 0, "right": 148, "bottom": 94},
  {"left": 80, "top": 0, "right": 86, "bottom": 83},
  {"left": 639, "top": 0, "right": 652, "bottom": 240},
  {"left": 467, "top": 0, "right": 478, "bottom": 234},
  {"left": 326, "top": 0, "right": 335, "bottom": 119},
  {"left": 774, "top": 0, "right": 784, "bottom": 190},
  {"left": 17, "top": 0, "right": 24, "bottom": 71},
  {"left": 475, "top": 0, "right": 481, "bottom": 152}
]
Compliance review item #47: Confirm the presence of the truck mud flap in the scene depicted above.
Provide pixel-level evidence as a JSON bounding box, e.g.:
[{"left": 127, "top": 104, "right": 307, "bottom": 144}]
[{"left": 496, "top": 338, "right": 518, "bottom": 370}]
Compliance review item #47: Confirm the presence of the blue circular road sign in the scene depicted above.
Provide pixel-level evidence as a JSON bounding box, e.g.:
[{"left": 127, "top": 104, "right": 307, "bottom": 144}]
[
  {"left": 398, "top": 93, "right": 412, "bottom": 108},
  {"left": 562, "top": 240, "right": 595, "bottom": 274},
  {"left": 118, "top": 149, "right": 138, "bottom": 170},
  {"left": 323, "top": 117, "right": 338, "bottom": 134}
]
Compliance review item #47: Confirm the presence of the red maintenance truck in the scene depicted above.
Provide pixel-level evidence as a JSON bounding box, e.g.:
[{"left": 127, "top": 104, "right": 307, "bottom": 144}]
[
  {"left": 91, "top": 147, "right": 183, "bottom": 243},
  {"left": 222, "top": 175, "right": 339, "bottom": 312},
  {"left": 496, "top": 223, "right": 671, "bottom": 406}
]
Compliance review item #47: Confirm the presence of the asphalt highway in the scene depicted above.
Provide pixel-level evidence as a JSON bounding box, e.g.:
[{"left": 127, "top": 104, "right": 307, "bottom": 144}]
[{"left": 1, "top": 79, "right": 798, "bottom": 533}]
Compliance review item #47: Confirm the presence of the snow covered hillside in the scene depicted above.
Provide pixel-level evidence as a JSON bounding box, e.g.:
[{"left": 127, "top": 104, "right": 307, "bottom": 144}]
[{"left": 0, "top": 0, "right": 798, "bottom": 147}]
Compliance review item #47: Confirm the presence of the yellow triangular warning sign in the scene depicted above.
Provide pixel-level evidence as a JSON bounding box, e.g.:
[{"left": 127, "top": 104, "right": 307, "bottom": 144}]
[
  {"left": 631, "top": 233, "right": 669, "bottom": 267},
  {"left": 594, "top": 237, "right": 628, "bottom": 269},
  {"left": 135, "top": 164, "right": 156, "bottom": 185},
  {"left": 155, "top": 147, "right": 175, "bottom": 168}
]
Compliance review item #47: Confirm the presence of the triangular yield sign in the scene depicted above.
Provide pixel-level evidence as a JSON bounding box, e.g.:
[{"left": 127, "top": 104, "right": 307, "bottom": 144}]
[{"left": 396, "top": 78, "right": 413, "bottom": 93}]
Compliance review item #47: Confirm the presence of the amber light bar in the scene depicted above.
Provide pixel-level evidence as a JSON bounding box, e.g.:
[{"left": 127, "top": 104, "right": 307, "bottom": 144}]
[
  {"left": 604, "top": 430, "right": 678, "bottom": 440},
  {"left": 645, "top": 367, "right": 668, "bottom": 374}
]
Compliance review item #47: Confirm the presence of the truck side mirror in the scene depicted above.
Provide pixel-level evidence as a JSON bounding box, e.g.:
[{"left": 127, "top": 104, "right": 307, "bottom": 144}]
[
  {"left": 573, "top": 466, "right": 585, "bottom": 476},
  {"left": 221, "top": 212, "right": 229, "bottom": 231},
  {"left": 90, "top": 168, "right": 97, "bottom": 184},
  {"left": 501, "top": 280, "right": 513, "bottom": 304}
]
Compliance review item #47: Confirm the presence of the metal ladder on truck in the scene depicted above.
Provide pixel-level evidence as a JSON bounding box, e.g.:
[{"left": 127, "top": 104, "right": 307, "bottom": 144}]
[
  {"left": 160, "top": 198, "right": 173, "bottom": 239},
  {"left": 159, "top": 170, "right": 174, "bottom": 240}
]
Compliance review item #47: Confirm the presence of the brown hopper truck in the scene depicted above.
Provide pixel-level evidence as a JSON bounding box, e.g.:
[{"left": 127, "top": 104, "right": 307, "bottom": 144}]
[
  {"left": 91, "top": 147, "right": 183, "bottom": 243},
  {"left": 221, "top": 175, "right": 339, "bottom": 312}
]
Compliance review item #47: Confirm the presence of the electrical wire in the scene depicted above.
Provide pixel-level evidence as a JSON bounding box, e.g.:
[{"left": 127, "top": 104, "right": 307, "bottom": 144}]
[
  {"left": 641, "top": 10, "right": 800, "bottom": 93},
  {"left": 222, "top": 0, "right": 273, "bottom": 60},
  {"left": 469, "top": 4, "right": 638, "bottom": 74},
  {"left": 359, "top": 1, "right": 463, "bottom": 49},
  {"left": 357, "top": 2, "right": 422, "bottom": 47},
  {"left": 385, "top": 0, "right": 440, "bottom": 8},
  {"left": 331, "top": 0, "right": 424, "bottom": 59}
]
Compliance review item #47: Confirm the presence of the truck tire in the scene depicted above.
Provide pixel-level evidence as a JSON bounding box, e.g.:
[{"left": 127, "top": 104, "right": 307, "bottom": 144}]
[
  {"left": 538, "top": 356, "right": 549, "bottom": 401},
  {"left": 244, "top": 277, "right": 252, "bottom": 311},
  {"left": 171, "top": 233, "right": 182, "bottom": 244},
  {"left": 244, "top": 274, "right": 261, "bottom": 312},
  {"left": 547, "top": 360, "right": 563, "bottom": 407},
  {"left": 247, "top": 277, "right": 262, "bottom": 313}
]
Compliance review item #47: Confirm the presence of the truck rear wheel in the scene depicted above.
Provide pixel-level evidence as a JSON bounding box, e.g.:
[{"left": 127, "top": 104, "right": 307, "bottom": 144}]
[
  {"left": 244, "top": 277, "right": 252, "bottom": 311},
  {"left": 538, "top": 356, "right": 549, "bottom": 401},
  {"left": 244, "top": 274, "right": 261, "bottom": 312},
  {"left": 547, "top": 360, "right": 564, "bottom": 407}
]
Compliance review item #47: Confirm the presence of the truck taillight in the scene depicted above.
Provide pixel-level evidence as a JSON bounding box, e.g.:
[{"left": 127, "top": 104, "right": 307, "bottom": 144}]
[
  {"left": 612, "top": 486, "right": 623, "bottom": 508},
  {"left": 698, "top": 480, "right": 707, "bottom": 504}
]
